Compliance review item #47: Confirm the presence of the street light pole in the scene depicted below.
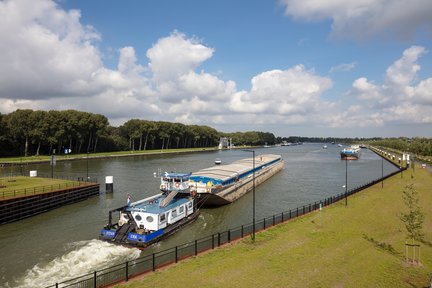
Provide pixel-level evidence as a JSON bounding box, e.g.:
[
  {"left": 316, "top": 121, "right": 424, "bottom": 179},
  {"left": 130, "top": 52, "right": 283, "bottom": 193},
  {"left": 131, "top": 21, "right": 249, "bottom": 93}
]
[
  {"left": 86, "top": 152, "right": 89, "bottom": 181},
  {"left": 345, "top": 158, "right": 348, "bottom": 206},
  {"left": 381, "top": 155, "right": 384, "bottom": 188},
  {"left": 242, "top": 149, "right": 256, "bottom": 241}
]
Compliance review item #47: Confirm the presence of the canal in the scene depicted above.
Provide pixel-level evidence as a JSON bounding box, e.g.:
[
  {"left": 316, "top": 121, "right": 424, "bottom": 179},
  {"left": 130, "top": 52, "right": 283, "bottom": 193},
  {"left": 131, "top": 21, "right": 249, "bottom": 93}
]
[{"left": 0, "top": 144, "right": 399, "bottom": 287}]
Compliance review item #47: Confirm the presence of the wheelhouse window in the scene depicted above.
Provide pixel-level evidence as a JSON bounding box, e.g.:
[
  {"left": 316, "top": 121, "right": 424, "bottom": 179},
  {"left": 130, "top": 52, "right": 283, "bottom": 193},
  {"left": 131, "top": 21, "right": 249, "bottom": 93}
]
[
  {"left": 160, "top": 213, "right": 166, "bottom": 222},
  {"left": 179, "top": 206, "right": 184, "bottom": 213}
]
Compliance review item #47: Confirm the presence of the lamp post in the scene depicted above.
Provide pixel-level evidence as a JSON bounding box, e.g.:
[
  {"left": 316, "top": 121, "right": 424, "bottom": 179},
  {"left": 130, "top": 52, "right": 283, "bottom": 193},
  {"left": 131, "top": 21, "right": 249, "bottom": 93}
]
[
  {"left": 345, "top": 158, "right": 348, "bottom": 206},
  {"left": 381, "top": 155, "right": 384, "bottom": 188},
  {"left": 86, "top": 152, "right": 89, "bottom": 181},
  {"left": 242, "top": 149, "right": 256, "bottom": 241}
]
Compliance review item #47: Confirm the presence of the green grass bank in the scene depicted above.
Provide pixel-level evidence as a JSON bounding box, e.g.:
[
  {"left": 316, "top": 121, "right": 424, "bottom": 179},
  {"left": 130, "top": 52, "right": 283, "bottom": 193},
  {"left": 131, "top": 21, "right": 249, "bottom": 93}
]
[
  {"left": 0, "top": 147, "right": 228, "bottom": 165},
  {"left": 116, "top": 166, "right": 432, "bottom": 288},
  {"left": 0, "top": 176, "right": 82, "bottom": 199}
]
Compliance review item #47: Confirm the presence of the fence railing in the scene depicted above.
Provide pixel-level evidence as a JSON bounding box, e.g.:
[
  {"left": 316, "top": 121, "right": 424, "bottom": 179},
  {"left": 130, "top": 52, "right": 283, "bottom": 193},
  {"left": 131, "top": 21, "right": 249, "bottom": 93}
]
[
  {"left": 44, "top": 164, "right": 406, "bottom": 288},
  {"left": 0, "top": 179, "right": 97, "bottom": 200}
]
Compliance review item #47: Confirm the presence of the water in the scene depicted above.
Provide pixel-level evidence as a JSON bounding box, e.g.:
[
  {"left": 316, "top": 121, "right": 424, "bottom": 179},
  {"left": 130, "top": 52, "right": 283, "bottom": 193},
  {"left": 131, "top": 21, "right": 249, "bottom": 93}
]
[{"left": 0, "top": 144, "right": 398, "bottom": 287}]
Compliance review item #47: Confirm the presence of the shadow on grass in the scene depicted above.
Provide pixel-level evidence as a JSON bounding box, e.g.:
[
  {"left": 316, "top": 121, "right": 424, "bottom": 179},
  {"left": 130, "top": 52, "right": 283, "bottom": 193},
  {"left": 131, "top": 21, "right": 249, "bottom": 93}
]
[
  {"left": 363, "top": 234, "right": 401, "bottom": 257},
  {"left": 419, "top": 239, "right": 432, "bottom": 248}
]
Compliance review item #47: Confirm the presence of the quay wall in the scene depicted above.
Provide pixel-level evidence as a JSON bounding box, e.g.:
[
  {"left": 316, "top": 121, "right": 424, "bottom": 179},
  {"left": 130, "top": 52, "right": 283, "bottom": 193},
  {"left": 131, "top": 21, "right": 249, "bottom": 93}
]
[{"left": 0, "top": 183, "right": 100, "bottom": 224}]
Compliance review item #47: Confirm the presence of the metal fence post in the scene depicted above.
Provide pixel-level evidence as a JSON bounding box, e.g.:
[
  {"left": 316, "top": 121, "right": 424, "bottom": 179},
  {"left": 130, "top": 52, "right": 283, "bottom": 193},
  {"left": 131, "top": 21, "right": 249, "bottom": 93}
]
[
  {"left": 282, "top": 211, "right": 284, "bottom": 222},
  {"left": 195, "top": 239, "right": 198, "bottom": 255},
  {"left": 212, "top": 235, "right": 215, "bottom": 249},
  {"left": 263, "top": 217, "right": 266, "bottom": 229},
  {"left": 228, "top": 230, "right": 231, "bottom": 243},
  {"left": 175, "top": 246, "right": 178, "bottom": 263},
  {"left": 289, "top": 209, "right": 292, "bottom": 219},
  {"left": 217, "top": 233, "right": 221, "bottom": 247},
  {"left": 241, "top": 225, "right": 244, "bottom": 238},
  {"left": 152, "top": 253, "right": 155, "bottom": 271},
  {"left": 273, "top": 214, "right": 275, "bottom": 226},
  {"left": 125, "top": 261, "right": 129, "bottom": 282}
]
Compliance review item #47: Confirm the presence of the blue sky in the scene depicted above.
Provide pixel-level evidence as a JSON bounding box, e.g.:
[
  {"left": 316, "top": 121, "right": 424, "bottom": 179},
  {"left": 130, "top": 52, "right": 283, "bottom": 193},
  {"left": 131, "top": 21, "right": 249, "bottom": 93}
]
[{"left": 0, "top": 0, "right": 431, "bottom": 137}]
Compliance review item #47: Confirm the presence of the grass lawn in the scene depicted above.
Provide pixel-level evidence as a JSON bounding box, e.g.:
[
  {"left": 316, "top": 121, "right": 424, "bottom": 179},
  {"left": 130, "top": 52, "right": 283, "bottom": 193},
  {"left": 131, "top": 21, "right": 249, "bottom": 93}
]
[
  {"left": 0, "top": 176, "right": 82, "bottom": 199},
  {"left": 116, "top": 166, "right": 432, "bottom": 288}
]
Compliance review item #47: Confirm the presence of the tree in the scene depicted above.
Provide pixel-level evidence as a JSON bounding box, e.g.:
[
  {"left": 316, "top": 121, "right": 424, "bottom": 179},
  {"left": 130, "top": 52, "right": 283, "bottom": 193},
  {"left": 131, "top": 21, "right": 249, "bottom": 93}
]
[
  {"left": 6, "top": 109, "right": 34, "bottom": 156},
  {"left": 400, "top": 183, "right": 425, "bottom": 243},
  {"left": 29, "top": 110, "right": 49, "bottom": 156}
]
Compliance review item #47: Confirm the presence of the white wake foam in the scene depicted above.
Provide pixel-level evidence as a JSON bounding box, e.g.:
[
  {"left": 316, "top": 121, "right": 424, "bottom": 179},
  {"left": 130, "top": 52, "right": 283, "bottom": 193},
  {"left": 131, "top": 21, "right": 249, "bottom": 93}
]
[{"left": 9, "top": 239, "right": 141, "bottom": 288}]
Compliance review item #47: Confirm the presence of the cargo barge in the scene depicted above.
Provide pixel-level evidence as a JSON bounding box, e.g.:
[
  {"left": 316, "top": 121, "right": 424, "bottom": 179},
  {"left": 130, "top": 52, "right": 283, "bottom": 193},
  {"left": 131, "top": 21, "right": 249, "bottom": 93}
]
[
  {"left": 188, "top": 154, "right": 284, "bottom": 207},
  {"left": 341, "top": 145, "right": 361, "bottom": 160}
]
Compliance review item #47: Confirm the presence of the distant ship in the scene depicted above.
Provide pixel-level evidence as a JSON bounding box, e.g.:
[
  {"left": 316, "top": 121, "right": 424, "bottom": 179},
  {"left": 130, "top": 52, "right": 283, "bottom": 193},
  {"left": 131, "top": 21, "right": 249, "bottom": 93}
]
[{"left": 340, "top": 145, "right": 361, "bottom": 160}]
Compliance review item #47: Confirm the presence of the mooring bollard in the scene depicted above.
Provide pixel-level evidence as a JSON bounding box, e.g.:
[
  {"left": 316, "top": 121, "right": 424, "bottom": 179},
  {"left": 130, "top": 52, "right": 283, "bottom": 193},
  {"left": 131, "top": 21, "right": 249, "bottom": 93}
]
[{"left": 105, "top": 176, "right": 113, "bottom": 193}]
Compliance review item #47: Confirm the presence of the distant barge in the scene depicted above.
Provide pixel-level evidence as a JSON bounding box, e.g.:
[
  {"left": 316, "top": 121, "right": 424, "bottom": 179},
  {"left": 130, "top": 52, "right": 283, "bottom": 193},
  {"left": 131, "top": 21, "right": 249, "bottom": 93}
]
[
  {"left": 189, "top": 154, "right": 284, "bottom": 207},
  {"left": 341, "top": 145, "right": 361, "bottom": 160}
]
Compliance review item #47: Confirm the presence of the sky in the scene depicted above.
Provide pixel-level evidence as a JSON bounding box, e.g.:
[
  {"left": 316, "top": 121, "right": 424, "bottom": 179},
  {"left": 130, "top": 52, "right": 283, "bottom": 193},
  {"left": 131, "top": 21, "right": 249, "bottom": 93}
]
[{"left": 0, "top": 0, "right": 431, "bottom": 138}]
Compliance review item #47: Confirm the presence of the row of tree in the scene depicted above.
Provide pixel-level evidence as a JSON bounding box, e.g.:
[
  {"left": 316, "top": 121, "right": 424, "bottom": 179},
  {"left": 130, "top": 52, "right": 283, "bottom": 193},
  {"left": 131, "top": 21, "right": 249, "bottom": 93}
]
[
  {"left": 0, "top": 109, "right": 109, "bottom": 157},
  {"left": 1, "top": 109, "right": 430, "bottom": 157},
  {"left": 0, "top": 109, "right": 277, "bottom": 157},
  {"left": 367, "top": 138, "right": 432, "bottom": 157}
]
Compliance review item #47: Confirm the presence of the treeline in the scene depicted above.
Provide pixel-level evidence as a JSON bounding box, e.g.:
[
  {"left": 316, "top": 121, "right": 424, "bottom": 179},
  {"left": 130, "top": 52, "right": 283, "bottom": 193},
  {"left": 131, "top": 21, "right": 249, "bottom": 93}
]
[
  {"left": 0, "top": 109, "right": 277, "bottom": 157},
  {"left": 368, "top": 138, "right": 432, "bottom": 157},
  {"left": 276, "top": 136, "right": 381, "bottom": 144},
  {"left": 0, "top": 109, "right": 109, "bottom": 157}
]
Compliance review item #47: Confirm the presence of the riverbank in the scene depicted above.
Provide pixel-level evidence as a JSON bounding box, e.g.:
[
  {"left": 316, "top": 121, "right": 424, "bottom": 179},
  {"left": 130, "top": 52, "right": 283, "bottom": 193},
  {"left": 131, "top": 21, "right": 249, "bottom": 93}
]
[
  {"left": 116, "top": 164, "right": 432, "bottom": 287},
  {"left": 0, "top": 147, "right": 218, "bottom": 166}
]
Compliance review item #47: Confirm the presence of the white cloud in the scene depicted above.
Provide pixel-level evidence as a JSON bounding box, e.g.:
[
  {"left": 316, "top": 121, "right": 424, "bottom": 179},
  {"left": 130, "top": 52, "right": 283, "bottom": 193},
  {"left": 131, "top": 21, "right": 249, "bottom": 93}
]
[
  {"left": 146, "top": 31, "right": 214, "bottom": 83},
  {"left": 330, "top": 62, "right": 356, "bottom": 73},
  {"left": 280, "top": 0, "right": 432, "bottom": 40},
  {"left": 345, "top": 45, "right": 432, "bottom": 127},
  {"left": 0, "top": 0, "right": 431, "bottom": 136},
  {"left": 230, "top": 65, "right": 333, "bottom": 117},
  {"left": 0, "top": 0, "right": 104, "bottom": 99},
  {"left": 385, "top": 45, "right": 426, "bottom": 88}
]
